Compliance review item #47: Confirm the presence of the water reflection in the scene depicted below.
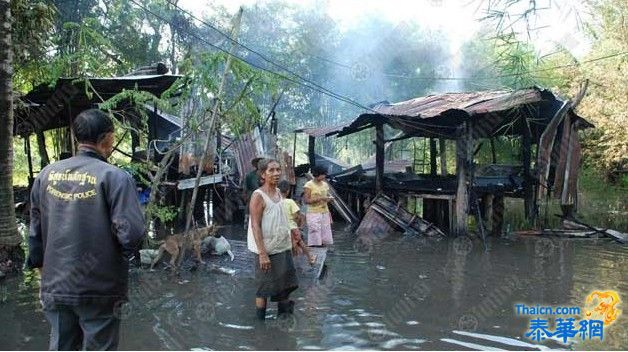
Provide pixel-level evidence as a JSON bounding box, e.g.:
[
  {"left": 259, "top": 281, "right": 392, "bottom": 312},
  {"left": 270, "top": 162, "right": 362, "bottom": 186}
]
[{"left": 0, "top": 226, "right": 626, "bottom": 350}]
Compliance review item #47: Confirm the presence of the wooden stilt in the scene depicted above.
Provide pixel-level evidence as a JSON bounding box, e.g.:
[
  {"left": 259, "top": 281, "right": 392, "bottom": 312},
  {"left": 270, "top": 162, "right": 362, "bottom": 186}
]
[
  {"left": 308, "top": 135, "right": 316, "bottom": 168},
  {"left": 439, "top": 138, "right": 447, "bottom": 175},
  {"left": 454, "top": 122, "right": 473, "bottom": 236},
  {"left": 375, "top": 123, "right": 385, "bottom": 194},
  {"left": 522, "top": 128, "right": 536, "bottom": 222},
  {"left": 25, "top": 136, "right": 34, "bottom": 188},
  {"left": 492, "top": 195, "right": 504, "bottom": 236},
  {"left": 429, "top": 138, "right": 437, "bottom": 176}
]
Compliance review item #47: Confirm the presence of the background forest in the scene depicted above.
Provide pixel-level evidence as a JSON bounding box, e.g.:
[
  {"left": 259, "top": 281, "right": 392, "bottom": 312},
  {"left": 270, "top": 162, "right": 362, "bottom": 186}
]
[{"left": 5, "top": 0, "right": 628, "bottom": 235}]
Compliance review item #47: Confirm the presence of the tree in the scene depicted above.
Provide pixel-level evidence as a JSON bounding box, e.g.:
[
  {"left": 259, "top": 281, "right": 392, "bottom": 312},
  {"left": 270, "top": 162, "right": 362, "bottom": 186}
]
[{"left": 0, "top": 0, "right": 22, "bottom": 274}]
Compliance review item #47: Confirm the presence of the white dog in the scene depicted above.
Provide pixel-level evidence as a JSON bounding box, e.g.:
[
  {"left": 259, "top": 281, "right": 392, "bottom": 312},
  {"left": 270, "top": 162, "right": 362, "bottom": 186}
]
[{"left": 201, "top": 235, "right": 235, "bottom": 261}]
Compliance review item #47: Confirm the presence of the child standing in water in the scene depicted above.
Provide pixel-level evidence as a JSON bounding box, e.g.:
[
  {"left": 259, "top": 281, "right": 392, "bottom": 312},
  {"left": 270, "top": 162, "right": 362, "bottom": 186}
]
[
  {"left": 303, "top": 165, "right": 334, "bottom": 247},
  {"left": 278, "top": 180, "right": 316, "bottom": 265}
]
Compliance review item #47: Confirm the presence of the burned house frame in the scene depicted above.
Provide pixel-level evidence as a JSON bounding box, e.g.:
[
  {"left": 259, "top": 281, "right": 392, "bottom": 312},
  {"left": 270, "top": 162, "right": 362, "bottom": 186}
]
[{"left": 297, "top": 87, "right": 592, "bottom": 236}]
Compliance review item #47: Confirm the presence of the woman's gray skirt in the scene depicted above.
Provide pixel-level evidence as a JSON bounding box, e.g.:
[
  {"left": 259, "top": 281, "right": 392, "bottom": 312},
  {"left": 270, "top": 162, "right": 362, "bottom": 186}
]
[{"left": 254, "top": 250, "right": 299, "bottom": 301}]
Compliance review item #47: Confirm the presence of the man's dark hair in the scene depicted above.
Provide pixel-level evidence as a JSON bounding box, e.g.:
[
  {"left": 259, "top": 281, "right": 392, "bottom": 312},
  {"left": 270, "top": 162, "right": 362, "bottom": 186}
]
[
  {"left": 251, "top": 157, "right": 262, "bottom": 168},
  {"left": 311, "top": 165, "right": 328, "bottom": 177},
  {"left": 278, "top": 180, "right": 291, "bottom": 195},
  {"left": 73, "top": 109, "right": 114, "bottom": 144}
]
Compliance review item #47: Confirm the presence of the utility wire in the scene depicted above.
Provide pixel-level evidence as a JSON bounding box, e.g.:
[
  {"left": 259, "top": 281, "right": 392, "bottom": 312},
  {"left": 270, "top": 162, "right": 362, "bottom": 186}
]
[{"left": 163, "top": 0, "right": 627, "bottom": 82}]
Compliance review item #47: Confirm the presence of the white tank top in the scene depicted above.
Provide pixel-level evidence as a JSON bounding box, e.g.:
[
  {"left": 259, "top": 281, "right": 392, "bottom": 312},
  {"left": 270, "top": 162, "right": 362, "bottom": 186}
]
[{"left": 247, "top": 189, "right": 292, "bottom": 255}]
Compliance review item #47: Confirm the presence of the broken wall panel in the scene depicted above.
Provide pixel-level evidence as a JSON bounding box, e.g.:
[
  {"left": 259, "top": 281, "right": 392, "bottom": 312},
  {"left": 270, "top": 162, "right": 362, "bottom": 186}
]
[{"left": 354, "top": 194, "right": 446, "bottom": 244}]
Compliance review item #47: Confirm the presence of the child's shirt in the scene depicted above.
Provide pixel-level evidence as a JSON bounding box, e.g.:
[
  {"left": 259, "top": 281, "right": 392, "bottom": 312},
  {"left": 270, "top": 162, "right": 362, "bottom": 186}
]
[
  {"left": 282, "top": 198, "right": 300, "bottom": 230},
  {"left": 303, "top": 180, "right": 330, "bottom": 213}
]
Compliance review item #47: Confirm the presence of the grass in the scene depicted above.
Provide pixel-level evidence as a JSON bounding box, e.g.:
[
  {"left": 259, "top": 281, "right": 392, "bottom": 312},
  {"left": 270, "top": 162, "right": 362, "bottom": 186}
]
[{"left": 503, "top": 168, "right": 628, "bottom": 233}]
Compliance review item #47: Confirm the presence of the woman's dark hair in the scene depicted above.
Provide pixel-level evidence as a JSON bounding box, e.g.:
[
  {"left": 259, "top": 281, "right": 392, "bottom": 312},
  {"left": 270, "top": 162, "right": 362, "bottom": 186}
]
[
  {"left": 73, "top": 109, "right": 114, "bottom": 144},
  {"left": 257, "top": 158, "right": 280, "bottom": 183},
  {"left": 311, "top": 165, "right": 328, "bottom": 177}
]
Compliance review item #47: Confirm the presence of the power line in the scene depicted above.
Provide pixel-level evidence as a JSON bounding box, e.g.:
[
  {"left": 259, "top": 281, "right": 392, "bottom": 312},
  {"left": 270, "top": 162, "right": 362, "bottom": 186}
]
[
  {"left": 154, "top": 0, "right": 380, "bottom": 113},
  {"left": 166, "top": 1, "right": 627, "bottom": 82},
  {"left": 129, "top": 0, "right": 625, "bottom": 139}
]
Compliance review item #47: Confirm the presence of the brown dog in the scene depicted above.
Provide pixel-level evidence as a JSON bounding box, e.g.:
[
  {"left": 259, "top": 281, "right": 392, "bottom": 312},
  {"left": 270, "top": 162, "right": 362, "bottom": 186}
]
[{"left": 150, "top": 225, "right": 218, "bottom": 270}]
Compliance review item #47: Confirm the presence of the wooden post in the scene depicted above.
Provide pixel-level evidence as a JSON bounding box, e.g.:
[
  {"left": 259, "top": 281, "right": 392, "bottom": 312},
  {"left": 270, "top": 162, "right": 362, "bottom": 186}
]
[
  {"left": 292, "top": 132, "right": 297, "bottom": 169},
  {"left": 483, "top": 194, "right": 494, "bottom": 233},
  {"left": 454, "top": 122, "right": 473, "bottom": 236},
  {"left": 522, "top": 129, "right": 536, "bottom": 222},
  {"left": 308, "top": 135, "right": 316, "bottom": 168},
  {"left": 492, "top": 195, "right": 504, "bottom": 236},
  {"left": 490, "top": 138, "right": 497, "bottom": 164},
  {"left": 429, "top": 138, "right": 437, "bottom": 176},
  {"left": 375, "top": 123, "right": 385, "bottom": 194},
  {"left": 36, "top": 131, "right": 49, "bottom": 168},
  {"left": 25, "top": 135, "right": 34, "bottom": 188},
  {"left": 439, "top": 138, "right": 447, "bottom": 175}
]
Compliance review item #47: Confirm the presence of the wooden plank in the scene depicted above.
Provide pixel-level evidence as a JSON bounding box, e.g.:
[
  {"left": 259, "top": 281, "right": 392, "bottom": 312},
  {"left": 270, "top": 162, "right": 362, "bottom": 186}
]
[
  {"left": 537, "top": 101, "right": 570, "bottom": 200},
  {"left": 553, "top": 113, "right": 571, "bottom": 199},
  {"left": 177, "top": 174, "right": 223, "bottom": 190},
  {"left": 562, "top": 123, "right": 581, "bottom": 208},
  {"left": 407, "top": 192, "right": 456, "bottom": 200},
  {"left": 366, "top": 194, "right": 446, "bottom": 237}
]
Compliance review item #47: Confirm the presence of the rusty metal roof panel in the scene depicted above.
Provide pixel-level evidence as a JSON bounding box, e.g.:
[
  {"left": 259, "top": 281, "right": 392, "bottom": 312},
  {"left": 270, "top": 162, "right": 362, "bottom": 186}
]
[{"left": 371, "top": 88, "right": 544, "bottom": 119}]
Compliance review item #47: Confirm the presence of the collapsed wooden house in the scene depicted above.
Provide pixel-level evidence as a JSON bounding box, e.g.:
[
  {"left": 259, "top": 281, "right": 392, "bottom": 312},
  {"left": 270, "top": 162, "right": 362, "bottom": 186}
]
[
  {"left": 297, "top": 86, "right": 593, "bottom": 236},
  {"left": 13, "top": 65, "right": 297, "bottom": 233},
  {"left": 13, "top": 65, "right": 180, "bottom": 183}
]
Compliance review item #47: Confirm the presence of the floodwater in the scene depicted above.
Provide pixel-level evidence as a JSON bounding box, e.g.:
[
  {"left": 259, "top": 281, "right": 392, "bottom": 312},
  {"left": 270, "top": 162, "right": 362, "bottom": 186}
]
[{"left": 1, "top": 225, "right": 627, "bottom": 350}]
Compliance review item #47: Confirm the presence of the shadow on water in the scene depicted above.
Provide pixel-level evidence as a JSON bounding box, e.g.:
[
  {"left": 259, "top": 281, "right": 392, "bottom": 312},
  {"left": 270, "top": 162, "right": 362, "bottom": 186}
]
[{"left": 1, "top": 224, "right": 627, "bottom": 350}]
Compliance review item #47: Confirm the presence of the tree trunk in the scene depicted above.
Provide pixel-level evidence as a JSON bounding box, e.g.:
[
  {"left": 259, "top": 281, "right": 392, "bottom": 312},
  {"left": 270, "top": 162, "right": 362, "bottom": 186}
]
[
  {"left": 36, "top": 131, "right": 50, "bottom": 168},
  {"left": 0, "top": 0, "right": 24, "bottom": 274}
]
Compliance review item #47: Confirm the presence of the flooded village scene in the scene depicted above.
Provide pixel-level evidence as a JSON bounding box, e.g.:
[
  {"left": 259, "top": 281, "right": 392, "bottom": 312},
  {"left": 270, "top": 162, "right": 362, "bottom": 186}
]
[{"left": 0, "top": 0, "right": 627, "bottom": 351}]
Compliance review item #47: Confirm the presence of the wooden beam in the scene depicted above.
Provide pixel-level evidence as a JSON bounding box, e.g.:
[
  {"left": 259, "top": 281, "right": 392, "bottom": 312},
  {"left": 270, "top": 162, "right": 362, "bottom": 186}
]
[
  {"left": 454, "top": 122, "right": 473, "bottom": 236},
  {"left": 375, "top": 123, "right": 385, "bottom": 194},
  {"left": 308, "top": 135, "right": 316, "bottom": 168}
]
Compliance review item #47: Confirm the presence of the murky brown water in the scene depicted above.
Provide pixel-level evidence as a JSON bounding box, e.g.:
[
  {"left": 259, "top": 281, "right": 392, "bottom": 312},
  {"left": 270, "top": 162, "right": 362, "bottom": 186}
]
[{"left": 1, "top": 225, "right": 627, "bottom": 350}]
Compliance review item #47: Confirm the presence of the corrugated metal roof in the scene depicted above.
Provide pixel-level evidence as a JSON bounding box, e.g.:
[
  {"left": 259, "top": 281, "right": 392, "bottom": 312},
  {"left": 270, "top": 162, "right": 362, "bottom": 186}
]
[
  {"left": 330, "top": 87, "right": 587, "bottom": 139},
  {"left": 369, "top": 88, "right": 544, "bottom": 119}
]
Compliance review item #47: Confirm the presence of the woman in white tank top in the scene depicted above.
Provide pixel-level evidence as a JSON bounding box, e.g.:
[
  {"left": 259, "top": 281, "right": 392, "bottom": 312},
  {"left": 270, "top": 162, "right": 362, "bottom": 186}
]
[{"left": 248, "top": 158, "right": 299, "bottom": 321}]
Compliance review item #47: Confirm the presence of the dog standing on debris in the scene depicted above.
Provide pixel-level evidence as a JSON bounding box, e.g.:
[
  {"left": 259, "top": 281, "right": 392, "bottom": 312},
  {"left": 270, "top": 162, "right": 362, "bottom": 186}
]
[{"left": 150, "top": 225, "right": 218, "bottom": 270}]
